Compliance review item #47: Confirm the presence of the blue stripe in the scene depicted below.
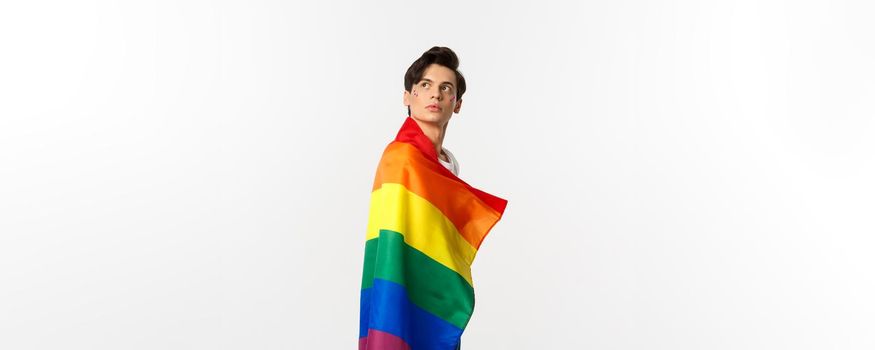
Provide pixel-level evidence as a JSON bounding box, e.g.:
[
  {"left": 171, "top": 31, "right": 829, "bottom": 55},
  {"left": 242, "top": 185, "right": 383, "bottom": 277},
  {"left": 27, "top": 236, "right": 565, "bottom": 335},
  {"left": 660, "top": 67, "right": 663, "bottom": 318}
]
[
  {"left": 359, "top": 288, "right": 371, "bottom": 338},
  {"left": 360, "top": 278, "right": 463, "bottom": 350}
]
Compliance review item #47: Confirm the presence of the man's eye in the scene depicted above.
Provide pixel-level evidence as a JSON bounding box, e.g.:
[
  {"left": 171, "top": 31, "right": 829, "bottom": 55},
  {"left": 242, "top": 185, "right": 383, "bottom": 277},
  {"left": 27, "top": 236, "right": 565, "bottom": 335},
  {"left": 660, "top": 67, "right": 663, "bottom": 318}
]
[{"left": 442, "top": 86, "right": 451, "bottom": 91}]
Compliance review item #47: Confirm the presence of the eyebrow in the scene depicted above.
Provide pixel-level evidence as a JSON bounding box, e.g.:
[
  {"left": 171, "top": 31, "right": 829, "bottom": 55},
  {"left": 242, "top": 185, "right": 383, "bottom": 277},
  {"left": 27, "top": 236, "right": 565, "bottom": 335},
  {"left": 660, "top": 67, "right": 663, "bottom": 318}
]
[{"left": 419, "top": 78, "right": 455, "bottom": 88}]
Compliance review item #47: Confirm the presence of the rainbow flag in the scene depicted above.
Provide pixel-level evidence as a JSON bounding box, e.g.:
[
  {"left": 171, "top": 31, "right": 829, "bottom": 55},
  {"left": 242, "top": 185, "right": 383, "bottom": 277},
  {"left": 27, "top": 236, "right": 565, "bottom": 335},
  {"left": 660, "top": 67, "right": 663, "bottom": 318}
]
[{"left": 359, "top": 117, "right": 508, "bottom": 350}]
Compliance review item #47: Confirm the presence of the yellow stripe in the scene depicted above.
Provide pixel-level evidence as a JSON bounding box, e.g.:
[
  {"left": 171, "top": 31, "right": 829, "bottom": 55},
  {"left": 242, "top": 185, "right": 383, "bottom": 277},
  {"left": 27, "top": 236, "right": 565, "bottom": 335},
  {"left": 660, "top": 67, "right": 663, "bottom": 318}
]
[{"left": 366, "top": 183, "right": 477, "bottom": 285}]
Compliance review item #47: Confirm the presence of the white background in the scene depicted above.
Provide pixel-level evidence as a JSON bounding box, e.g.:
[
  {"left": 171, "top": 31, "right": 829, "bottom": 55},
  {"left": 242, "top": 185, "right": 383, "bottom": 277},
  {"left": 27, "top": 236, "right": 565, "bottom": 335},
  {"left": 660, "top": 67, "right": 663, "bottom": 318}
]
[{"left": 1, "top": 1, "right": 874, "bottom": 349}]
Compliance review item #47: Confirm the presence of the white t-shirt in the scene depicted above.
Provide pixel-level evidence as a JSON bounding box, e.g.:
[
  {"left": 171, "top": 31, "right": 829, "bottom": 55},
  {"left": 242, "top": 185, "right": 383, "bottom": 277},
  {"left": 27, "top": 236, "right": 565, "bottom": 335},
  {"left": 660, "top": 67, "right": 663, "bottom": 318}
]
[{"left": 439, "top": 147, "right": 459, "bottom": 176}]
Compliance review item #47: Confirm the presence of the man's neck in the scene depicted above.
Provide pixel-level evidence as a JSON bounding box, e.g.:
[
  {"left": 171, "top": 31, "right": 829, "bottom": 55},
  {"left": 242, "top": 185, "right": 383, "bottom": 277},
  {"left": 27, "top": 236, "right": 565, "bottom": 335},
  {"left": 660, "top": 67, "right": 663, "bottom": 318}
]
[{"left": 412, "top": 119, "right": 449, "bottom": 160}]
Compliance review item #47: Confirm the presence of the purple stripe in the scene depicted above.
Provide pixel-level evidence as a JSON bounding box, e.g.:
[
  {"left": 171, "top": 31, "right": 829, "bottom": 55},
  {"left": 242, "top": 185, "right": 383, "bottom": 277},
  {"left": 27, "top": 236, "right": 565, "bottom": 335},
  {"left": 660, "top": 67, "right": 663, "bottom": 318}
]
[{"left": 359, "top": 329, "right": 411, "bottom": 350}]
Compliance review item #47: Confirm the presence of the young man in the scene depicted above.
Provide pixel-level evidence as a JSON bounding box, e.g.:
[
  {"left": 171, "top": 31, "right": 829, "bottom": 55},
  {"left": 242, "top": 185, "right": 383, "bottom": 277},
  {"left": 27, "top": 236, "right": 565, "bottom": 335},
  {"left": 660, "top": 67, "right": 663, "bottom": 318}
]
[
  {"left": 358, "top": 47, "right": 507, "bottom": 350},
  {"left": 401, "top": 47, "right": 465, "bottom": 177}
]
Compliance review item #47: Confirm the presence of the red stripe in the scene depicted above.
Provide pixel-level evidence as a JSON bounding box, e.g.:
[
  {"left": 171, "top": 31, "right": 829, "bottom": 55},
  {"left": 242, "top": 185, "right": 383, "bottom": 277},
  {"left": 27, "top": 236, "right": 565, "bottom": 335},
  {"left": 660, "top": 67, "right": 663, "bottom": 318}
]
[
  {"left": 393, "top": 116, "right": 508, "bottom": 215},
  {"left": 359, "top": 329, "right": 411, "bottom": 350}
]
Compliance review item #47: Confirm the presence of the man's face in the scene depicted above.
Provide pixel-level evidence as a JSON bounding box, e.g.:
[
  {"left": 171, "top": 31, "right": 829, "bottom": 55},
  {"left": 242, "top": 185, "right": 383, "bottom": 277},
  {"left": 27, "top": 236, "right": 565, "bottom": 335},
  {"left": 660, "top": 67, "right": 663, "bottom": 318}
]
[{"left": 403, "top": 63, "right": 463, "bottom": 125}]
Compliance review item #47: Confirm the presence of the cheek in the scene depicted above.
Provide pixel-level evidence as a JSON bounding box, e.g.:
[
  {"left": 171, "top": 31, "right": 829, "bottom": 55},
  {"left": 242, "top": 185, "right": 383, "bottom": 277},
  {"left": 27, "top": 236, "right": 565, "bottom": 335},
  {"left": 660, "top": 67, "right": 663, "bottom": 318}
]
[
  {"left": 450, "top": 96, "right": 456, "bottom": 103},
  {"left": 412, "top": 89, "right": 419, "bottom": 97}
]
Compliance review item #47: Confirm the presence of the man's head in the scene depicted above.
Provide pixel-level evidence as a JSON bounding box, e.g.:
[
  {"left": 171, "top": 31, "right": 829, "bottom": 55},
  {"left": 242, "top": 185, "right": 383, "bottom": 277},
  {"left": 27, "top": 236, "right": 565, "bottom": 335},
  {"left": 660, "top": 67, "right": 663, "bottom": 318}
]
[{"left": 403, "top": 46, "right": 466, "bottom": 126}]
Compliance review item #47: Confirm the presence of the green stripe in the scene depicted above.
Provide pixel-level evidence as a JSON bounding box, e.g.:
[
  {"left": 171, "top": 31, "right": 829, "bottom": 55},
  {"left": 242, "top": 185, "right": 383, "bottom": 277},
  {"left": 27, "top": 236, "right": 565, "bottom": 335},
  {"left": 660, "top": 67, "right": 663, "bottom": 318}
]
[{"left": 360, "top": 229, "right": 475, "bottom": 329}]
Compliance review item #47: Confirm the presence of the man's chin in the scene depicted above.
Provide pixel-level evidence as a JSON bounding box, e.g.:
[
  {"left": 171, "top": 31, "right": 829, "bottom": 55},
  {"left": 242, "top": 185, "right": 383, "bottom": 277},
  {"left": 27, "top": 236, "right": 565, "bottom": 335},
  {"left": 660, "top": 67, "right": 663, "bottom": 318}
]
[{"left": 411, "top": 113, "right": 449, "bottom": 124}]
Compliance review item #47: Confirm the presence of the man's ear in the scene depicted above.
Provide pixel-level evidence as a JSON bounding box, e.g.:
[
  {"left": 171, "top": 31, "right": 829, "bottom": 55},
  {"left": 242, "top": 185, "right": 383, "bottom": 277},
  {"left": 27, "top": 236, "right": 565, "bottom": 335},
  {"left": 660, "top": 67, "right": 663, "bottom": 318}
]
[
  {"left": 453, "top": 98, "right": 463, "bottom": 113},
  {"left": 403, "top": 90, "right": 411, "bottom": 108}
]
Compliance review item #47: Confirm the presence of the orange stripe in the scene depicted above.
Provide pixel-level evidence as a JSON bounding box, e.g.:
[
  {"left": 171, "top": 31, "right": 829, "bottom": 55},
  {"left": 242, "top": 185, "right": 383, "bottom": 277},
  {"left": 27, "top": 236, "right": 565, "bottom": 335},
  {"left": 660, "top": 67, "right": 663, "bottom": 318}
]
[{"left": 372, "top": 142, "right": 503, "bottom": 250}]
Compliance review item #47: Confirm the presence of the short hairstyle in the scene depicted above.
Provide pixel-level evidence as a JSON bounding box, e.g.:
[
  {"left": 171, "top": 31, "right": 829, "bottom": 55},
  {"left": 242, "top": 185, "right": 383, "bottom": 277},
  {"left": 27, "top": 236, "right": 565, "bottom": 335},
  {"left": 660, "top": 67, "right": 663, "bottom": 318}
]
[{"left": 404, "top": 46, "right": 467, "bottom": 116}]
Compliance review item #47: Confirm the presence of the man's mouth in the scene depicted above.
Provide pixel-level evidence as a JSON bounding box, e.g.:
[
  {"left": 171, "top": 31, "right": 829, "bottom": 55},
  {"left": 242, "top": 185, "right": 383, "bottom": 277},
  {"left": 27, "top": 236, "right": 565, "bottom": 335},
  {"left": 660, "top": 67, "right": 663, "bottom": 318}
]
[{"left": 426, "top": 104, "right": 442, "bottom": 111}]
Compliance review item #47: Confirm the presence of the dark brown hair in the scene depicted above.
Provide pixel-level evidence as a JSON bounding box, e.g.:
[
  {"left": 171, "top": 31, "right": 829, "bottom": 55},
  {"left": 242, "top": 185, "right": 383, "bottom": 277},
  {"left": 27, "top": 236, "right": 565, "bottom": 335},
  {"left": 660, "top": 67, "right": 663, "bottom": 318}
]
[{"left": 404, "top": 46, "right": 467, "bottom": 116}]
